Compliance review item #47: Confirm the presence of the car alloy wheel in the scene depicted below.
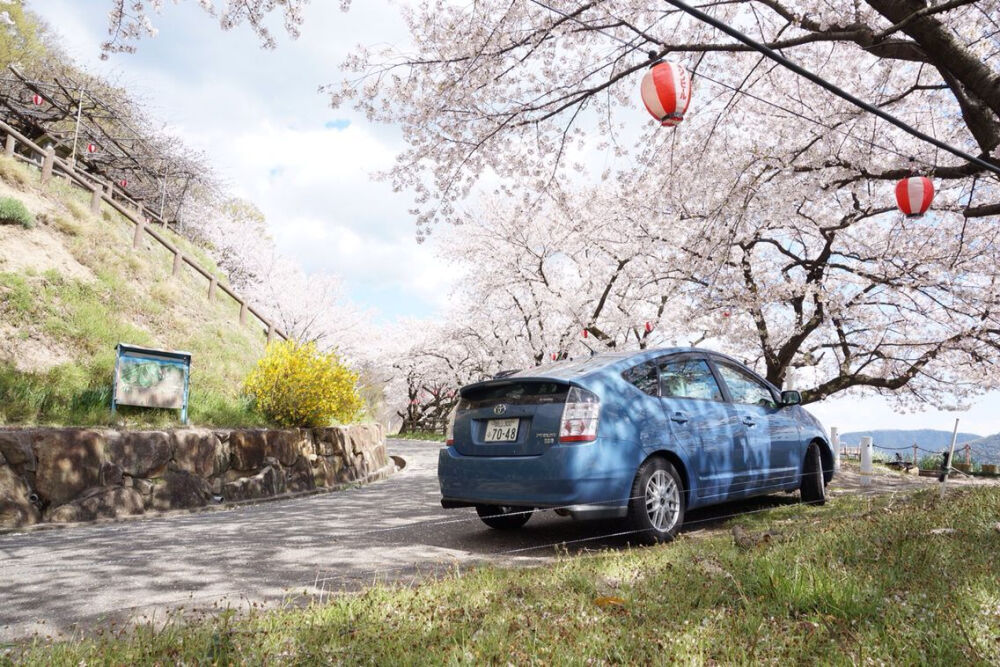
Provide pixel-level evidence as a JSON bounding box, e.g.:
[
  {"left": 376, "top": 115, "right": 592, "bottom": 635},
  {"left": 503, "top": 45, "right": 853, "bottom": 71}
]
[
  {"left": 628, "top": 457, "right": 685, "bottom": 544},
  {"left": 645, "top": 469, "right": 681, "bottom": 532}
]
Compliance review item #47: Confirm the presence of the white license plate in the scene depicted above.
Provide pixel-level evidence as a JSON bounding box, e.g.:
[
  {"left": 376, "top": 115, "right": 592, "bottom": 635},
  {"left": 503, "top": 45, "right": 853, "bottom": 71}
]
[{"left": 484, "top": 418, "right": 519, "bottom": 442}]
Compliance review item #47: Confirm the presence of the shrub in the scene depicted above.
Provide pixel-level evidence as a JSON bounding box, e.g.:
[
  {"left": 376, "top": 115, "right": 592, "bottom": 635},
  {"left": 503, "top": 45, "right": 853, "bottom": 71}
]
[
  {"left": 0, "top": 196, "right": 34, "bottom": 228},
  {"left": 243, "top": 340, "right": 362, "bottom": 427}
]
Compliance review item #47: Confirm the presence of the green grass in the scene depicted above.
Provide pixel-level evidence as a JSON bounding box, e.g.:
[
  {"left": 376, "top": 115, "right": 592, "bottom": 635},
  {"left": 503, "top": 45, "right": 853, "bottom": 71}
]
[
  {"left": 394, "top": 430, "right": 447, "bottom": 442},
  {"left": 0, "top": 195, "right": 34, "bottom": 228},
  {"left": 5, "top": 487, "right": 999, "bottom": 665}
]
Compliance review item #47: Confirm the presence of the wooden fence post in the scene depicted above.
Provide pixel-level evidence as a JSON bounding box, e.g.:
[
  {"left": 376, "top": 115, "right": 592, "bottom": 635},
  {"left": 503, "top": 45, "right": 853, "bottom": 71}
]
[
  {"left": 830, "top": 426, "right": 840, "bottom": 471},
  {"left": 267, "top": 324, "right": 275, "bottom": 344},
  {"left": 208, "top": 277, "right": 217, "bottom": 300},
  {"left": 41, "top": 147, "right": 54, "bottom": 184},
  {"left": 132, "top": 219, "right": 145, "bottom": 249},
  {"left": 106, "top": 182, "right": 114, "bottom": 199},
  {"left": 965, "top": 444, "right": 971, "bottom": 467},
  {"left": 239, "top": 302, "right": 248, "bottom": 325},
  {"left": 90, "top": 184, "right": 102, "bottom": 214},
  {"left": 172, "top": 252, "right": 183, "bottom": 277},
  {"left": 4, "top": 135, "right": 14, "bottom": 157},
  {"left": 913, "top": 443, "right": 918, "bottom": 466}
]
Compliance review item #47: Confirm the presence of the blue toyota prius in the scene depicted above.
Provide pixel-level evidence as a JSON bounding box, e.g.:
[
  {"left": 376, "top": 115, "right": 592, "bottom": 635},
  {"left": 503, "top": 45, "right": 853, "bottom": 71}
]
[{"left": 438, "top": 347, "right": 834, "bottom": 543}]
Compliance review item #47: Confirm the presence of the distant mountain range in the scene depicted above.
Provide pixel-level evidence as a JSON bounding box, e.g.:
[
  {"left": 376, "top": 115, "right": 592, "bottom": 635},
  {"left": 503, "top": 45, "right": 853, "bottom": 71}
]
[
  {"left": 839, "top": 429, "right": 1000, "bottom": 464},
  {"left": 965, "top": 433, "right": 1000, "bottom": 465}
]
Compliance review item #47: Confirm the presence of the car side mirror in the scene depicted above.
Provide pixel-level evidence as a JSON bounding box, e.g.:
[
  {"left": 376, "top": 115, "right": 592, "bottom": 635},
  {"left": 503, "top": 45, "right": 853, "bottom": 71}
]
[{"left": 780, "top": 390, "right": 802, "bottom": 406}]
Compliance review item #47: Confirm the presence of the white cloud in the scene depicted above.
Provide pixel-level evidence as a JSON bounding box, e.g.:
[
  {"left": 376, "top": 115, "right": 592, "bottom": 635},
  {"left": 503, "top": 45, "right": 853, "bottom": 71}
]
[{"left": 31, "top": 0, "right": 443, "bottom": 321}]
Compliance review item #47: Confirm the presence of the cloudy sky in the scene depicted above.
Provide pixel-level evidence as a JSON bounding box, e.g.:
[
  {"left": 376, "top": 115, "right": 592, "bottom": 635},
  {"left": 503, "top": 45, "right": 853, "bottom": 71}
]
[
  {"left": 30, "top": 1, "right": 1000, "bottom": 436},
  {"left": 32, "top": 0, "right": 452, "bottom": 320}
]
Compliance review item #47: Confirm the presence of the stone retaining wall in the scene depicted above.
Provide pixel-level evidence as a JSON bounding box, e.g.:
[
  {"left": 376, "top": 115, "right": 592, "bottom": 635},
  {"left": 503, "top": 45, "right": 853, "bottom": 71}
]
[{"left": 0, "top": 424, "right": 388, "bottom": 529}]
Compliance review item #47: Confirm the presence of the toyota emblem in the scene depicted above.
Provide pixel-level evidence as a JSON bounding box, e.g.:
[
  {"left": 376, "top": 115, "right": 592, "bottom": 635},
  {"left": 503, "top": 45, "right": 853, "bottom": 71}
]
[{"left": 493, "top": 404, "right": 507, "bottom": 416}]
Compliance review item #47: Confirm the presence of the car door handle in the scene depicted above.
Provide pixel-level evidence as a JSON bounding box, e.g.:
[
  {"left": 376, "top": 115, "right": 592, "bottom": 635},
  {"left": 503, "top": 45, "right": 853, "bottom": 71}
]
[
  {"left": 670, "top": 411, "right": 689, "bottom": 424},
  {"left": 741, "top": 415, "right": 756, "bottom": 427}
]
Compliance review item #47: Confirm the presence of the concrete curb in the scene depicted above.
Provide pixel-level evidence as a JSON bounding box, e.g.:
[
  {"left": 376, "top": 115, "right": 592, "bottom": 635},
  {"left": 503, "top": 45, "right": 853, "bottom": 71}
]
[{"left": 0, "top": 461, "right": 399, "bottom": 537}]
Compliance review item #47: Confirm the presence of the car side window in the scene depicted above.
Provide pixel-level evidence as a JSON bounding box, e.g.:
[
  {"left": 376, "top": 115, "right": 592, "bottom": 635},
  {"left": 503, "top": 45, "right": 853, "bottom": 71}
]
[
  {"left": 657, "top": 359, "right": 723, "bottom": 402},
  {"left": 622, "top": 361, "right": 659, "bottom": 396},
  {"left": 716, "top": 364, "right": 777, "bottom": 409}
]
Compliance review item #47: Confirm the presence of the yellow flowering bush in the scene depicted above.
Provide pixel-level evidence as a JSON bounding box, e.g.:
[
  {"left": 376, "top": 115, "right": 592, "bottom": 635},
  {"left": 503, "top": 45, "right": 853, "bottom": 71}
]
[{"left": 243, "top": 340, "right": 363, "bottom": 427}]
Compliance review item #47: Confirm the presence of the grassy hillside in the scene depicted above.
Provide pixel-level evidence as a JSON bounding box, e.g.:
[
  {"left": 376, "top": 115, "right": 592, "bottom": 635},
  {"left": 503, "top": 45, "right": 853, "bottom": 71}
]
[
  {"left": 0, "top": 156, "right": 268, "bottom": 427},
  {"left": 7, "top": 486, "right": 999, "bottom": 664}
]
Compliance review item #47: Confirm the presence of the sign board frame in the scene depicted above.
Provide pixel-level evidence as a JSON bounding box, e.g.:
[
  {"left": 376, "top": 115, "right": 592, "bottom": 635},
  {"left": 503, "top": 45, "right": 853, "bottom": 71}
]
[{"left": 111, "top": 343, "right": 192, "bottom": 424}]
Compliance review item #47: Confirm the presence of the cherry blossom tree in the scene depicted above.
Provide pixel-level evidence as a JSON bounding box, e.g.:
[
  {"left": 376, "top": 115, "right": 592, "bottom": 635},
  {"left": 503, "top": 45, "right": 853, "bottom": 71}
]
[
  {"left": 332, "top": 0, "right": 1000, "bottom": 408},
  {"left": 99, "top": 0, "right": 1000, "bottom": 409},
  {"left": 100, "top": 0, "right": 329, "bottom": 56}
]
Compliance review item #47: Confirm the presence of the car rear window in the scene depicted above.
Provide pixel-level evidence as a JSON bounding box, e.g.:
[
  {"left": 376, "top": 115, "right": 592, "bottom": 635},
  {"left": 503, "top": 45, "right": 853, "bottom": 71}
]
[{"left": 462, "top": 382, "right": 569, "bottom": 408}]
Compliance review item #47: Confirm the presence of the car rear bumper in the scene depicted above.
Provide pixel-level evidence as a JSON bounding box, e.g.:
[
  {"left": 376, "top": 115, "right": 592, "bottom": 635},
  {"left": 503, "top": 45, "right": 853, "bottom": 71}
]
[{"left": 437, "top": 440, "right": 634, "bottom": 519}]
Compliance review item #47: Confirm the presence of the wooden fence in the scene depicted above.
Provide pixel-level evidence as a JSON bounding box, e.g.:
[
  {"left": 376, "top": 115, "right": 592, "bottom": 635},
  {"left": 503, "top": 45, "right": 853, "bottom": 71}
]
[{"left": 0, "top": 118, "right": 288, "bottom": 344}]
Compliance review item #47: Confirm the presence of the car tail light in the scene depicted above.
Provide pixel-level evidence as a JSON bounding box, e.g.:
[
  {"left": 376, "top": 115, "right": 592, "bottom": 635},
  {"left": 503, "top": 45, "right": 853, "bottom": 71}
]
[
  {"left": 559, "top": 386, "right": 600, "bottom": 443},
  {"left": 445, "top": 404, "right": 457, "bottom": 445}
]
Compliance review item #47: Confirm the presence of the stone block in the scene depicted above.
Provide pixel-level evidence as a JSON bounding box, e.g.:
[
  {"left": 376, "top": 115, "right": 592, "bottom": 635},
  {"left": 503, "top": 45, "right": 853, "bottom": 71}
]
[
  {"left": 311, "top": 456, "right": 334, "bottom": 488},
  {"left": 222, "top": 465, "right": 285, "bottom": 502},
  {"left": 133, "top": 478, "right": 154, "bottom": 497},
  {"left": 100, "top": 462, "right": 124, "bottom": 487},
  {"left": 152, "top": 470, "right": 213, "bottom": 511},
  {"left": 229, "top": 430, "right": 267, "bottom": 471},
  {"left": 0, "top": 431, "right": 34, "bottom": 470},
  {"left": 347, "top": 424, "right": 377, "bottom": 456},
  {"left": 171, "top": 428, "right": 228, "bottom": 478},
  {"left": 266, "top": 430, "right": 305, "bottom": 467},
  {"left": 46, "top": 486, "right": 144, "bottom": 523},
  {"left": 33, "top": 429, "right": 107, "bottom": 506},
  {"left": 0, "top": 466, "right": 40, "bottom": 529},
  {"left": 107, "top": 431, "right": 171, "bottom": 478},
  {"left": 286, "top": 455, "right": 316, "bottom": 493},
  {"left": 313, "top": 428, "right": 347, "bottom": 457}
]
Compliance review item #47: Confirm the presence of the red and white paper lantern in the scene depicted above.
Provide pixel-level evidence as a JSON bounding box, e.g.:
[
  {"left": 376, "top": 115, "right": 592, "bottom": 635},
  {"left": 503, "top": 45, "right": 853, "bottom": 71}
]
[
  {"left": 894, "top": 176, "right": 934, "bottom": 217},
  {"left": 119, "top": 179, "right": 128, "bottom": 188},
  {"left": 640, "top": 61, "right": 692, "bottom": 127},
  {"left": 644, "top": 322, "right": 653, "bottom": 333},
  {"left": 31, "top": 94, "right": 43, "bottom": 106},
  {"left": 86, "top": 143, "right": 97, "bottom": 154},
  {"left": 582, "top": 329, "right": 588, "bottom": 339}
]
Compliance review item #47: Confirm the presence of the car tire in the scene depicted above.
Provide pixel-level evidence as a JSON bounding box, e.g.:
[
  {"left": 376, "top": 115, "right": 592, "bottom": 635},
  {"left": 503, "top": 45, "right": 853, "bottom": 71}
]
[
  {"left": 476, "top": 504, "right": 532, "bottom": 530},
  {"left": 800, "top": 443, "right": 826, "bottom": 506},
  {"left": 628, "top": 457, "right": 685, "bottom": 544}
]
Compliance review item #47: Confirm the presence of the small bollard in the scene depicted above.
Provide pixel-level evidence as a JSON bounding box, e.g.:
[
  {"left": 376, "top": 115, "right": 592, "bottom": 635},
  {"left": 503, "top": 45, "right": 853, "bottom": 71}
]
[
  {"left": 860, "top": 436, "right": 873, "bottom": 487},
  {"left": 830, "top": 426, "right": 840, "bottom": 472}
]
